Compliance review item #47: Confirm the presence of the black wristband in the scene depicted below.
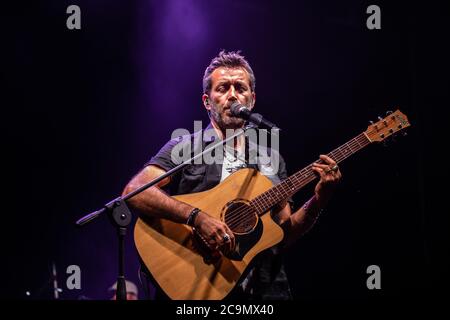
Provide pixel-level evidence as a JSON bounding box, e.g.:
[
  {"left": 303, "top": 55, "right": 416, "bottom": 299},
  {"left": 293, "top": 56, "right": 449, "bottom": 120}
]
[{"left": 186, "top": 208, "right": 201, "bottom": 227}]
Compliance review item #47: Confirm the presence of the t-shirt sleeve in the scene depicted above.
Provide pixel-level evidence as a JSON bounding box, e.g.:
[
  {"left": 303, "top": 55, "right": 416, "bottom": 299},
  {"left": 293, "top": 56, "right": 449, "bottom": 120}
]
[{"left": 144, "top": 135, "right": 189, "bottom": 172}]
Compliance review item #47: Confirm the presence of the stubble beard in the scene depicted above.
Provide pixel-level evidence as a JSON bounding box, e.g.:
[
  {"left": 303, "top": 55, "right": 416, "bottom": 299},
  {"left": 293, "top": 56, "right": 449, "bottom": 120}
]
[{"left": 210, "top": 104, "right": 245, "bottom": 131}]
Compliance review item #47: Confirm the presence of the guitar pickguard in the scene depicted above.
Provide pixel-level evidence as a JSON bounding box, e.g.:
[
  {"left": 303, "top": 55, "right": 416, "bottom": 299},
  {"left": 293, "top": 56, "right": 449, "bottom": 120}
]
[{"left": 226, "top": 218, "right": 263, "bottom": 261}]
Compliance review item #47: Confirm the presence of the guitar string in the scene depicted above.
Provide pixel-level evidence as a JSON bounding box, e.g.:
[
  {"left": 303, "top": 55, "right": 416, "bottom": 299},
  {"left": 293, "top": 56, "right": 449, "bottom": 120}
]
[
  {"left": 224, "top": 135, "right": 370, "bottom": 228},
  {"left": 225, "top": 123, "right": 399, "bottom": 227},
  {"left": 226, "top": 124, "right": 400, "bottom": 228},
  {"left": 227, "top": 158, "right": 358, "bottom": 229},
  {"left": 224, "top": 134, "right": 371, "bottom": 228},
  {"left": 225, "top": 135, "right": 370, "bottom": 228},
  {"left": 254, "top": 135, "right": 370, "bottom": 209}
]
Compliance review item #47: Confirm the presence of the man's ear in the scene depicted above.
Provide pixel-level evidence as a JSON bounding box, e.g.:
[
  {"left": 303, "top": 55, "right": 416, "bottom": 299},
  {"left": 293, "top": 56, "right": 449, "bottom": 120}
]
[{"left": 202, "top": 94, "right": 211, "bottom": 111}]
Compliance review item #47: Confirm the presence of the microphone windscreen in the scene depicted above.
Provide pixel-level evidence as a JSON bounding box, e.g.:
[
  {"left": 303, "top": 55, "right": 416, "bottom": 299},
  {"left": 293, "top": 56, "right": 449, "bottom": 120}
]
[{"left": 230, "top": 101, "right": 244, "bottom": 116}]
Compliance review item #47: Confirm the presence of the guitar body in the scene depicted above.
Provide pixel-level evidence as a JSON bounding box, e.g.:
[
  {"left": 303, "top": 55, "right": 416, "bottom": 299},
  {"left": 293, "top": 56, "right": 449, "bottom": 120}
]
[{"left": 134, "top": 168, "right": 285, "bottom": 300}]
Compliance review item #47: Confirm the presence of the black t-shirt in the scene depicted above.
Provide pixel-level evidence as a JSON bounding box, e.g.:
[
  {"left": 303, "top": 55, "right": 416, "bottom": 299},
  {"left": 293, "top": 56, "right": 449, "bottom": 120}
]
[{"left": 142, "top": 124, "right": 293, "bottom": 300}]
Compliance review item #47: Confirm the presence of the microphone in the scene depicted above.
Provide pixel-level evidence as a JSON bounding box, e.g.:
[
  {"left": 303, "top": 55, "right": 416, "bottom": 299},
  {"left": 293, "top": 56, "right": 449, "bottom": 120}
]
[{"left": 230, "top": 102, "right": 280, "bottom": 130}]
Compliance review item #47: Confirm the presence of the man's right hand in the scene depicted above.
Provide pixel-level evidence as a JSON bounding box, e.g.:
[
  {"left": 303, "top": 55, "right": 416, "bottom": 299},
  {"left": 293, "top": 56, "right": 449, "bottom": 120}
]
[{"left": 194, "top": 212, "right": 235, "bottom": 253}]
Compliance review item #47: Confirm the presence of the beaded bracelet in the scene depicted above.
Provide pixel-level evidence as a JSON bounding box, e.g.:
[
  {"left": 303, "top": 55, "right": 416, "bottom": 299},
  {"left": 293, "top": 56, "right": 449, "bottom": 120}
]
[{"left": 186, "top": 208, "right": 201, "bottom": 227}]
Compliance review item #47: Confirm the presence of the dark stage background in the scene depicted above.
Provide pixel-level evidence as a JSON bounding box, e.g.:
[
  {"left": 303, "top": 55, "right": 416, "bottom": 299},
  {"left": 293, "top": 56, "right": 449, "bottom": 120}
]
[{"left": 2, "top": 0, "right": 449, "bottom": 302}]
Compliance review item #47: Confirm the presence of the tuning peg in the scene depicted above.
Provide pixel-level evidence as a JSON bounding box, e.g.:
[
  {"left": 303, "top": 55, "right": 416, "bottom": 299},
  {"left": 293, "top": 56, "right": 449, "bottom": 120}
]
[
  {"left": 387, "top": 110, "right": 396, "bottom": 120},
  {"left": 369, "top": 120, "right": 379, "bottom": 130},
  {"left": 377, "top": 116, "right": 388, "bottom": 126}
]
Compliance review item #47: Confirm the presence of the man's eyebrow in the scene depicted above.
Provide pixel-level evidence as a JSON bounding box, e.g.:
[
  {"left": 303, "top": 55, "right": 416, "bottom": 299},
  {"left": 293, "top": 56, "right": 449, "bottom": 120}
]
[
  {"left": 214, "top": 79, "right": 249, "bottom": 89},
  {"left": 215, "top": 81, "right": 230, "bottom": 85},
  {"left": 216, "top": 79, "right": 247, "bottom": 85}
]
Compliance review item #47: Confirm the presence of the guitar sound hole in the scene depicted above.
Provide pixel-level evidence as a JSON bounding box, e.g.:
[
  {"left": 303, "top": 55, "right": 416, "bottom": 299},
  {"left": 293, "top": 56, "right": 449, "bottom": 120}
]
[{"left": 223, "top": 200, "right": 258, "bottom": 234}]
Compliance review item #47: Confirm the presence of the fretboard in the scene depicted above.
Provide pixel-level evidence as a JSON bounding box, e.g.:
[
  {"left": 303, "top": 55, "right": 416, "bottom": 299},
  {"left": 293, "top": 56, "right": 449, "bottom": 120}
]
[{"left": 250, "top": 132, "right": 371, "bottom": 214}]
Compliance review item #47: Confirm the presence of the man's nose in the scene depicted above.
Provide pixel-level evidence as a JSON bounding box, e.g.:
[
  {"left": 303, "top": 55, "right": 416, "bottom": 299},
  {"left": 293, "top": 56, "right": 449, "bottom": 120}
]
[{"left": 228, "top": 86, "right": 238, "bottom": 100}]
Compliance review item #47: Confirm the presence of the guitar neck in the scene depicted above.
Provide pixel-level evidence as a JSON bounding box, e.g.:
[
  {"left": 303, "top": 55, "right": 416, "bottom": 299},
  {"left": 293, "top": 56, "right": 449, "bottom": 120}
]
[{"left": 250, "top": 132, "right": 371, "bottom": 214}]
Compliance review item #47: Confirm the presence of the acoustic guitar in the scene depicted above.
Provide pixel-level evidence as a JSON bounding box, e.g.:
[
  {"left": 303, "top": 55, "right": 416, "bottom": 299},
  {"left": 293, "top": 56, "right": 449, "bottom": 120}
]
[{"left": 134, "top": 110, "right": 410, "bottom": 300}]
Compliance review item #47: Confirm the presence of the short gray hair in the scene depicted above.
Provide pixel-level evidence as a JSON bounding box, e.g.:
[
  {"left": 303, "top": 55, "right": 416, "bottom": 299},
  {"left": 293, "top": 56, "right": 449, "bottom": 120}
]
[{"left": 202, "top": 50, "right": 256, "bottom": 95}]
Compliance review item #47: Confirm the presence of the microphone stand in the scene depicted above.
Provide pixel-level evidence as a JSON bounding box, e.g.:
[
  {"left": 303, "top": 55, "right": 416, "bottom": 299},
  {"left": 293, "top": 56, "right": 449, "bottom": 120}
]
[
  {"left": 76, "top": 124, "right": 269, "bottom": 300},
  {"left": 52, "top": 262, "right": 60, "bottom": 299}
]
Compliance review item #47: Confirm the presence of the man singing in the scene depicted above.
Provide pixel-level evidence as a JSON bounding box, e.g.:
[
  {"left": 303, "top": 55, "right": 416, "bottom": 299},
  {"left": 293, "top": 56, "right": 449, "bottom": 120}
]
[{"left": 123, "top": 50, "right": 342, "bottom": 300}]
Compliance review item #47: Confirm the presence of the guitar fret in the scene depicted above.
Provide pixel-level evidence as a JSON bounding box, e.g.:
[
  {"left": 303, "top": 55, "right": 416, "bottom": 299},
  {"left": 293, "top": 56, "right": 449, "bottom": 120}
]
[
  {"left": 346, "top": 142, "right": 355, "bottom": 154},
  {"left": 347, "top": 142, "right": 355, "bottom": 153},
  {"left": 342, "top": 144, "right": 350, "bottom": 156},
  {"left": 337, "top": 146, "right": 348, "bottom": 162},
  {"left": 332, "top": 148, "right": 343, "bottom": 162},
  {"left": 262, "top": 192, "right": 271, "bottom": 209},
  {"left": 348, "top": 140, "right": 360, "bottom": 152},
  {"left": 253, "top": 197, "right": 262, "bottom": 213}
]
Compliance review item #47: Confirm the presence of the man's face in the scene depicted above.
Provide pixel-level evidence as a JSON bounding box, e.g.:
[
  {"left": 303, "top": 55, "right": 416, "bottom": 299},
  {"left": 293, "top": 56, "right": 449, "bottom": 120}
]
[{"left": 203, "top": 67, "right": 255, "bottom": 130}]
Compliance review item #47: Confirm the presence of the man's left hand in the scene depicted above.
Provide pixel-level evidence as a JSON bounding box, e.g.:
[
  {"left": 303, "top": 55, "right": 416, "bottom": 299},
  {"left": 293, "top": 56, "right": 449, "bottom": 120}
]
[{"left": 311, "top": 154, "right": 342, "bottom": 207}]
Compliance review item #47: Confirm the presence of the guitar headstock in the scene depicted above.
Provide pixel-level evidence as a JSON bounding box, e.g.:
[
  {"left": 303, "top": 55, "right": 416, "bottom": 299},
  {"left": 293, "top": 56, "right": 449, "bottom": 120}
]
[{"left": 365, "top": 110, "right": 410, "bottom": 143}]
